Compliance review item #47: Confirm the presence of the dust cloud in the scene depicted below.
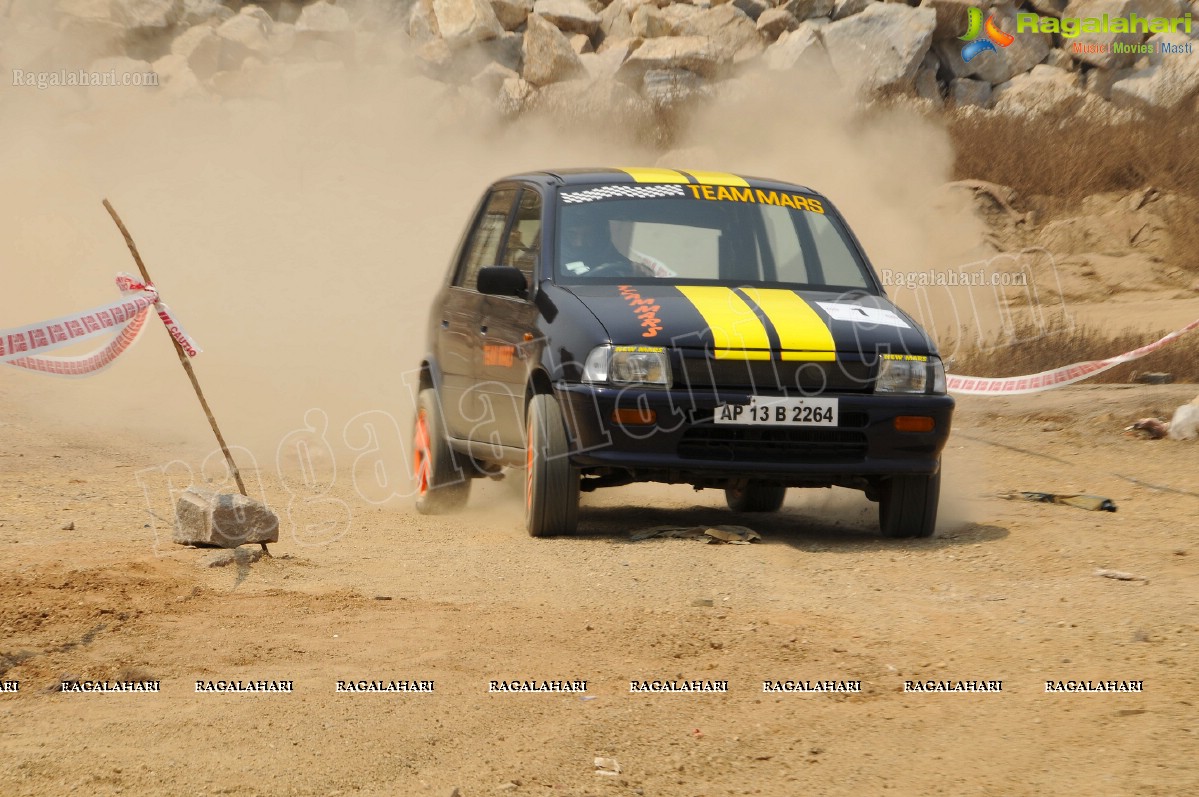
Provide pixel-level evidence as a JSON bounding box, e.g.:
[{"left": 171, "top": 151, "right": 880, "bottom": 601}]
[{"left": 0, "top": 10, "right": 982, "bottom": 488}]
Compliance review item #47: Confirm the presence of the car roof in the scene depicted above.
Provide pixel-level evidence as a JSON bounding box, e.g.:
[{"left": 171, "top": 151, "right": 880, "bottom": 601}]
[{"left": 495, "top": 167, "right": 820, "bottom": 196}]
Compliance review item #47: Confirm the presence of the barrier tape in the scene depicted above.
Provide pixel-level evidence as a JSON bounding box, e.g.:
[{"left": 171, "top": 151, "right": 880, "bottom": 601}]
[
  {"left": 0, "top": 273, "right": 200, "bottom": 378},
  {"left": 947, "top": 317, "right": 1199, "bottom": 395}
]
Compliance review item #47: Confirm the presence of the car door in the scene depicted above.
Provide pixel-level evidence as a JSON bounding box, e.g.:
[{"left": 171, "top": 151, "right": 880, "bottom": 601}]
[
  {"left": 439, "top": 186, "right": 518, "bottom": 441},
  {"left": 477, "top": 185, "right": 544, "bottom": 451}
]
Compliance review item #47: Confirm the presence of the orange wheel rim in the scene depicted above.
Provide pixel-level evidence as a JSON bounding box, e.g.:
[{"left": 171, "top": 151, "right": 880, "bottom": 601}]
[{"left": 414, "top": 411, "right": 431, "bottom": 497}]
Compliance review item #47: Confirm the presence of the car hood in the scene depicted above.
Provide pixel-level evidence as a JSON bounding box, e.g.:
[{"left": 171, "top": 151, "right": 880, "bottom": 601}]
[{"left": 560, "top": 283, "right": 934, "bottom": 360}]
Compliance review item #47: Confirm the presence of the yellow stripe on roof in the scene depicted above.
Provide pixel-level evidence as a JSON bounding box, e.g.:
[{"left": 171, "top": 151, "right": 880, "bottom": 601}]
[
  {"left": 682, "top": 170, "right": 750, "bottom": 187},
  {"left": 676, "top": 286, "right": 772, "bottom": 360},
  {"left": 618, "top": 167, "right": 690, "bottom": 184},
  {"left": 741, "top": 288, "right": 837, "bottom": 362}
]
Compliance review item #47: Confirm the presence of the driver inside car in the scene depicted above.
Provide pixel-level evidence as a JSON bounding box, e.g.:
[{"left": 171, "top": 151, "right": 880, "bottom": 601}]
[{"left": 560, "top": 215, "right": 657, "bottom": 278}]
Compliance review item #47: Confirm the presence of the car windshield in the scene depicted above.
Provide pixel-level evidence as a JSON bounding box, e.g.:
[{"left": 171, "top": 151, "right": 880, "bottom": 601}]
[{"left": 555, "top": 183, "right": 874, "bottom": 290}]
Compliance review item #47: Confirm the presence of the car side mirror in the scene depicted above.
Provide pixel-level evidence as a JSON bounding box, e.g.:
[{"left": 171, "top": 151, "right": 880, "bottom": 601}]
[{"left": 477, "top": 265, "right": 528, "bottom": 298}]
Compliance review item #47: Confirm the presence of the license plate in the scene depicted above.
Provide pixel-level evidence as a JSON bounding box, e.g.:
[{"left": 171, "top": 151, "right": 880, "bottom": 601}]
[{"left": 714, "top": 397, "right": 838, "bottom": 426}]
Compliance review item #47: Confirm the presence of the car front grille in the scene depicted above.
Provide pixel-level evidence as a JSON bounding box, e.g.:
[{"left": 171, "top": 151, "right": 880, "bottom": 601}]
[{"left": 677, "top": 425, "right": 868, "bottom": 463}]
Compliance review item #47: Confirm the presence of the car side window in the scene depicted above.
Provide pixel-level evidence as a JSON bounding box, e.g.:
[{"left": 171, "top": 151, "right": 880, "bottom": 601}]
[
  {"left": 456, "top": 188, "right": 517, "bottom": 290},
  {"left": 502, "top": 188, "right": 542, "bottom": 288}
]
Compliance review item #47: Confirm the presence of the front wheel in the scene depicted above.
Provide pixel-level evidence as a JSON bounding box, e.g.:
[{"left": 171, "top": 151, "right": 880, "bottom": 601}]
[
  {"left": 525, "top": 394, "right": 580, "bottom": 537},
  {"left": 413, "top": 388, "right": 470, "bottom": 515},
  {"left": 725, "top": 481, "right": 786, "bottom": 513},
  {"left": 878, "top": 468, "right": 941, "bottom": 538}
]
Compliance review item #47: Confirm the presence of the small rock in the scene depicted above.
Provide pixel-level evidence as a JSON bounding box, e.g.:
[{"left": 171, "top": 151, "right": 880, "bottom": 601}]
[
  {"left": 949, "top": 76, "right": 991, "bottom": 107},
  {"left": 1042, "top": 422, "right": 1063, "bottom": 431},
  {"left": 691, "top": 598, "right": 715, "bottom": 607},
  {"left": 61, "top": 521, "right": 75, "bottom": 531}
]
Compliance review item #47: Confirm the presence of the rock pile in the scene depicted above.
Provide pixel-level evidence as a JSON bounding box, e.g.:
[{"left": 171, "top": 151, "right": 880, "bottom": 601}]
[{"left": 21, "top": 0, "right": 1199, "bottom": 116}]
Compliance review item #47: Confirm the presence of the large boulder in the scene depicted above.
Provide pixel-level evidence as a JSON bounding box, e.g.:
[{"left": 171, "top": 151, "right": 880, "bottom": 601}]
[
  {"left": 642, "top": 67, "right": 708, "bottom": 107},
  {"left": 762, "top": 21, "right": 834, "bottom": 74},
  {"left": 522, "top": 12, "right": 586, "bottom": 85},
  {"left": 532, "top": 0, "right": 601, "bottom": 35},
  {"left": 933, "top": 3, "right": 1050, "bottom": 83},
  {"left": 110, "top": 0, "right": 182, "bottom": 31},
  {"left": 670, "top": 4, "right": 765, "bottom": 63},
  {"left": 991, "top": 63, "right": 1098, "bottom": 115},
  {"left": 1062, "top": 0, "right": 1147, "bottom": 69},
  {"left": 631, "top": 4, "right": 675, "bottom": 38},
  {"left": 1111, "top": 33, "right": 1199, "bottom": 109},
  {"left": 616, "top": 35, "right": 726, "bottom": 80},
  {"left": 434, "top": 0, "right": 504, "bottom": 46},
  {"left": 410, "top": 0, "right": 441, "bottom": 42},
  {"left": 821, "top": 3, "right": 935, "bottom": 93}
]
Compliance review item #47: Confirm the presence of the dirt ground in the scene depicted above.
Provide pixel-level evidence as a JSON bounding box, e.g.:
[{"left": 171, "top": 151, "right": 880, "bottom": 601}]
[{"left": 1, "top": 379, "right": 1196, "bottom": 797}]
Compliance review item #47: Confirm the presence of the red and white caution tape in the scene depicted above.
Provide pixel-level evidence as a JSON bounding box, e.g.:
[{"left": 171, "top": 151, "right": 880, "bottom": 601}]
[
  {"left": 0, "top": 273, "right": 200, "bottom": 378},
  {"left": 947, "top": 317, "right": 1199, "bottom": 395}
]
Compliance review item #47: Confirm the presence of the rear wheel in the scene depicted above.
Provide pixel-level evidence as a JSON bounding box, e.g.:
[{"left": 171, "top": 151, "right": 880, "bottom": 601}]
[
  {"left": 525, "top": 394, "right": 580, "bottom": 537},
  {"left": 878, "top": 468, "right": 941, "bottom": 538},
  {"left": 413, "top": 388, "right": 470, "bottom": 515},
  {"left": 725, "top": 481, "right": 787, "bottom": 513}
]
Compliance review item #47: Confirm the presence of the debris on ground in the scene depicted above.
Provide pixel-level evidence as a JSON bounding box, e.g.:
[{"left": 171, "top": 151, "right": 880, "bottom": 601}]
[
  {"left": 594, "top": 757, "right": 621, "bottom": 776},
  {"left": 630, "top": 525, "right": 761, "bottom": 543},
  {"left": 1125, "top": 418, "right": 1170, "bottom": 439},
  {"left": 1132, "top": 372, "right": 1173, "bottom": 384},
  {"left": 1094, "top": 568, "right": 1149, "bottom": 583},
  {"left": 1003, "top": 492, "right": 1118, "bottom": 512},
  {"left": 60, "top": 521, "right": 74, "bottom": 531},
  {"left": 205, "top": 547, "right": 266, "bottom": 569}
]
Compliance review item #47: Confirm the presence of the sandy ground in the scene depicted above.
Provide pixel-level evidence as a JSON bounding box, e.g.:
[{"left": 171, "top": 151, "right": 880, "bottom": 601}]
[{"left": 1, "top": 379, "right": 1197, "bottom": 797}]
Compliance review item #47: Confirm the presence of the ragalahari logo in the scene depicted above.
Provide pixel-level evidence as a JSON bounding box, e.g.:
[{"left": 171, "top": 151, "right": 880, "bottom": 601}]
[{"left": 960, "top": 7, "right": 1015, "bottom": 62}]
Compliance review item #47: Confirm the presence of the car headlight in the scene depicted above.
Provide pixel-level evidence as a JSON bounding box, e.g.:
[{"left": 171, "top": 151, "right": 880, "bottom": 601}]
[
  {"left": 875, "top": 356, "right": 946, "bottom": 395},
  {"left": 583, "top": 345, "right": 672, "bottom": 387}
]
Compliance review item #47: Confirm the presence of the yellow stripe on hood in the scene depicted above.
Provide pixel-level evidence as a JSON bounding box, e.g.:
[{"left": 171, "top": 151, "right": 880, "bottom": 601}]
[
  {"left": 740, "top": 288, "right": 837, "bottom": 362},
  {"left": 676, "top": 286, "right": 771, "bottom": 360}
]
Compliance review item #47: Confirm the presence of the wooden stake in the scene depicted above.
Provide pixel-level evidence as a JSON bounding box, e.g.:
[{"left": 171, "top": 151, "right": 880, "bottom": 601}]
[{"left": 102, "top": 200, "right": 265, "bottom": 550}]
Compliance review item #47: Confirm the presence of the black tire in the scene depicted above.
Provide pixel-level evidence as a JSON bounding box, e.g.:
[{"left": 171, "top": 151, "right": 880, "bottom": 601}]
[
  {"left": 412, "top": 388, "right": 470, "bottom": 515},
  {"left": 525, "top": 393, "right": 580, "bottom": 537},
  {"left": 725, "top": 481, "right": 787, "bottom": 513},
  {"left": 878, "top": 468, "right": 941, "bottom": 538}
]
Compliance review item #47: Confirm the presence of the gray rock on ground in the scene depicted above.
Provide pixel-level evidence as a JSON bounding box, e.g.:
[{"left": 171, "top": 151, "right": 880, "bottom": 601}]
[
  {"left": 950, "top": 76, "right": 991, "bottom": 106},
  {"left": 822, "top": 3, "right": 935, "bottom": 94},
  {"left": 174, "top": 488, "right": 279, "bottom": 549},
  {"left": 1111, "top": 33, "right": 1199, "bottom": 110}
]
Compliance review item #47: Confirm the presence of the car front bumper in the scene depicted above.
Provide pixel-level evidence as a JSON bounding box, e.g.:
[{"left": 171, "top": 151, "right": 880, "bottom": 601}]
[{"left": 556, "top": 383, "right": 954, "bottom": 483}]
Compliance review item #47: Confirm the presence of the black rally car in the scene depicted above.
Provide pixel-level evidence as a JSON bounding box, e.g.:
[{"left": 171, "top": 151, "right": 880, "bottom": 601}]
[{"left": 412, "top": 168, "right": 953, "bottom": 538}]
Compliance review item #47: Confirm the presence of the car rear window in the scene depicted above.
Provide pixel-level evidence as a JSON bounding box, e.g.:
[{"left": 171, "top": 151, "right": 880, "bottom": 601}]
[{"left": 555, "top": 183, "right": 874, "bottom": 290}]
